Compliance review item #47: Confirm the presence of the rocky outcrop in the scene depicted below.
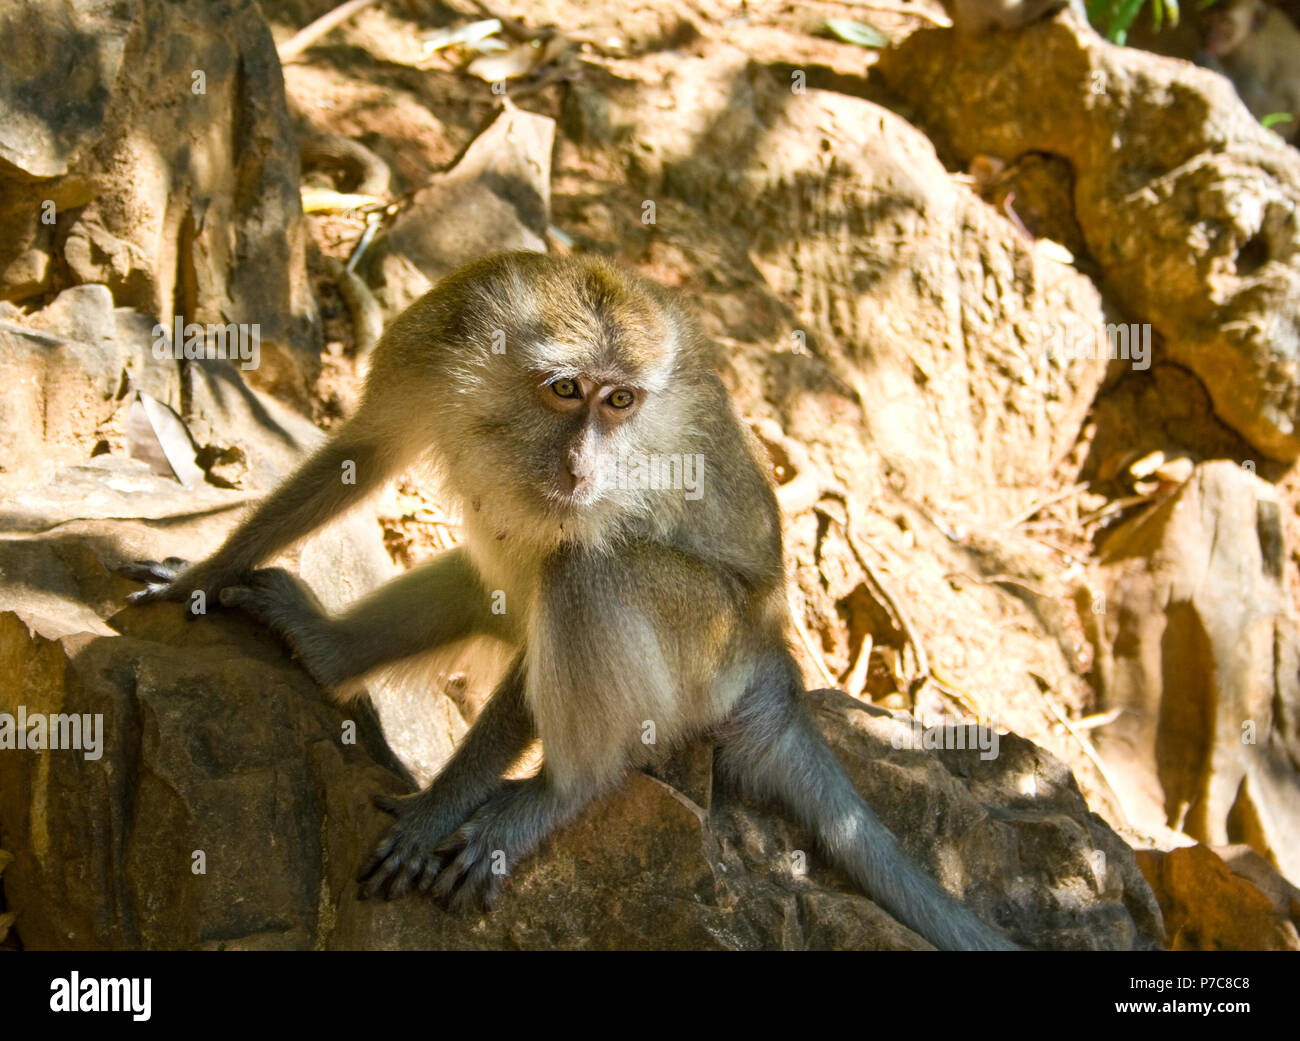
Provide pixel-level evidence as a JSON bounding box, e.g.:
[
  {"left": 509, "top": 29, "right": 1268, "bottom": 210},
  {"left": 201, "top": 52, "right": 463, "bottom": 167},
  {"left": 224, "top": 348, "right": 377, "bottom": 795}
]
[
  {"left": 0, "top": 513, "right": 1162, "bottom": 948},
  {"left": 1137, "top": 844, "right": 1300, "bottom": 950},
  {"left": 0, "top": 0, "right": 319, "bottom": 402},
  {"left": 1085, "top": 462, "right": 1300, "bottom": 883},
  {"left": 873, "top": 14, "right": 1300, "bottom": 462}
]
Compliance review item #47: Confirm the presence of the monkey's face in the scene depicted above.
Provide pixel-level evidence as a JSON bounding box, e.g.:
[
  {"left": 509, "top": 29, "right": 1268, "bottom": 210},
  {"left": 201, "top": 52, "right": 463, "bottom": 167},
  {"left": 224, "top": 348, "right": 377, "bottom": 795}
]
[
  {"left": 535, "top": 372, "right": 645, "bottom": 510},
  {"left": 437, "top": 252, "right": 698, "bottom": 537}
]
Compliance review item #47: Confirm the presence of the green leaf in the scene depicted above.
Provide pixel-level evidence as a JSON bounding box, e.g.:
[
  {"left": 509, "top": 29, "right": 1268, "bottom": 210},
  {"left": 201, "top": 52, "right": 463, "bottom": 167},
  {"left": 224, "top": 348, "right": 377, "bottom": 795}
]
[
  {"left": 1087, "top": 0, "right": 1119, "bottom": 24},
  {"left": 824, "top": 18, "right": 888, "bottom": 48},
  {"left": 1107, "top": 0, "right": 1147, "bottom": 41},
  {"left": 1261, "top": 112, "right": 1295, "bottom": 129}
]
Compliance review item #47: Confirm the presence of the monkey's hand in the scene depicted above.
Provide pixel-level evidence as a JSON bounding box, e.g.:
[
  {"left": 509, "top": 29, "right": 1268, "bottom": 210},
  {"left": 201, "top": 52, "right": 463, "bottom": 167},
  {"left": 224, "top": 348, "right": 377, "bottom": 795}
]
[{"left": 121, "top": 556, "right": 248, "bottom": 617}]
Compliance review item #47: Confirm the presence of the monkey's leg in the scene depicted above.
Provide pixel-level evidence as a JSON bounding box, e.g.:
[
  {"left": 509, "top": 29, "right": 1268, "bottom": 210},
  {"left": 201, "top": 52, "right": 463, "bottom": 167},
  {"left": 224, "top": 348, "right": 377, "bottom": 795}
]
[
  {"left": 359, "top": 660, "right": 539, "bottom": 900},
  {"left": 217, "top": 547, "right": 505, "bottom": 690},
  {"left": 716, "top": 656, "right": 1020, "bottom": 951}
]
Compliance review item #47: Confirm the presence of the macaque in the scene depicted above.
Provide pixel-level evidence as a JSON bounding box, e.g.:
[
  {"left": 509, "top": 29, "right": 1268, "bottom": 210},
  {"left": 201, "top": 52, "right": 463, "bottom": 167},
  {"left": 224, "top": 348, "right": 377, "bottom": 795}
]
[{"left": 126, "top": 251, "right": 1019, "bottom": 950}]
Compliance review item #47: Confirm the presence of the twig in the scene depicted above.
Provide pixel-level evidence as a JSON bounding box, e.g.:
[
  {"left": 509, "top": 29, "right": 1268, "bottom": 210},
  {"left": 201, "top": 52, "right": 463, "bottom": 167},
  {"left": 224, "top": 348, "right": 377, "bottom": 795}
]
[
  {"left": 505, "top": 64, "right": 579, "bottom": 99},
  {"left": 1039, "top": 690, "right": 1132, "bottom": 828},
  {"left": 836, "top": 503, "right": 930, "bottom": 689},
  {"left": 789, "top": 593, "right": 837, "bottom": 688},
  {"left": 1005, "top": 481, "right": 1090, "bottom": 529},
  {"left": 844, "top": 632, "right": 873, "bottom": 699},
  {"left": 1073, "top": 708, "right": 1122, "bottom": 730},
  {"left": 851, "top": 2, "right": 953, "bottom": 27},
  {"left": 943, "top": 571, "right": 1050, "bottom": 599},
  {"left": 278, "top": 0, "right": 381, "bottom": 63}
]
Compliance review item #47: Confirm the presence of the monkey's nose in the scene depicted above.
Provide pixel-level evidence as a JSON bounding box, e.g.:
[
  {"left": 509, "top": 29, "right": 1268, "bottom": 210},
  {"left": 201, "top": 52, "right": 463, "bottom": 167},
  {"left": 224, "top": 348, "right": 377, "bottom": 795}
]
[{"left": 559, "top": 462, "right": 587, "bottom": 496}]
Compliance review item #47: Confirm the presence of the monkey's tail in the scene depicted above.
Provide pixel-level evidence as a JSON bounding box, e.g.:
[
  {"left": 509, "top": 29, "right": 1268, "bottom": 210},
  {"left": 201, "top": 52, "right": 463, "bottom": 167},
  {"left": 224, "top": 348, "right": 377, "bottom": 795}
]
[{"left": 718, "top": 669, "right": 1021, "bottom": 951}]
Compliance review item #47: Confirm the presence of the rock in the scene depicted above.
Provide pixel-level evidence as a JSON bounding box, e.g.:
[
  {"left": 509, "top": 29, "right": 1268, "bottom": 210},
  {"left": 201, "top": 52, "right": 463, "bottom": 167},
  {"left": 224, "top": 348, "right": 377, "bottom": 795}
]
[
  {"left": 0, "top": 0, "right": 129, "bottom": 179},
  {"left": 873, "top": 16, "right": 1300, "bottom": 461},
  {"left": 1136, "top": 844, "right": 1300, "bottom": 950},
  {"left": 0, "top": 0, "right": 319, "bottom": 403},
  {"left": 0, "top": 454, "right": 1163, "bottom": 948},
  {"left": 367, "top": 103, "right": 553, "bottom": 303},
  {"left": 1085, "top": 461, "right": 1300, "bottom": 883},
  {"left": 0, "top": 286, "right": 175, "bottom": 493},
  {"left": 0, "top": 285, "right": 324, "bottom": 498}
]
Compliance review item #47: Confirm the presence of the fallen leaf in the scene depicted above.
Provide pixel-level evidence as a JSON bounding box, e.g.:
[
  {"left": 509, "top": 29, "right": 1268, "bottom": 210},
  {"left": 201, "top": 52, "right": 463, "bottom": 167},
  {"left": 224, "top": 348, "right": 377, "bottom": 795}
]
[
  {"left": 126, "top": 392, "right": 206, "bottom": 488},
  {"left": 421, "top": 18, "right": 501, "bottom": 53},
  {"left": 824, "top": 18, "right": 888, "bottom": 48}
]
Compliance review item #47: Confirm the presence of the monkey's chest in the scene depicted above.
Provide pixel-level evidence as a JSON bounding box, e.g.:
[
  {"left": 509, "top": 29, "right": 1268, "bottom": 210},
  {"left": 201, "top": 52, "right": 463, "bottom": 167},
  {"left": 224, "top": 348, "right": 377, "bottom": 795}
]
[{"left": 460, "top": 518, "right": 543, "bottom": 621}]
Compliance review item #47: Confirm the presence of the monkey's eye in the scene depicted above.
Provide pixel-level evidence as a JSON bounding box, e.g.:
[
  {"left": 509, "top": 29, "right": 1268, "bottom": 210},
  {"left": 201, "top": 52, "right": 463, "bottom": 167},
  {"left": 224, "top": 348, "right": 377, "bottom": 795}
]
[
  {"left": 551, "top": 378, "right": 581, "bottom": 400},
  {"left": 608, "top": 389, "right": 635, "bottom": 409}
]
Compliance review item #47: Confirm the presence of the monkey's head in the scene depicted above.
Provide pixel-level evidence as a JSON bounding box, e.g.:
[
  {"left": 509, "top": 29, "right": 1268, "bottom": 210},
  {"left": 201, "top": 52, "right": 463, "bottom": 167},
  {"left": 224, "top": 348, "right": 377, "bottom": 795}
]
[
  {"left": 426, "top": 252, "right": 708, "bottom": 543},
  {"left": 1203, "top": 0, "right": 1263, "bottom": 57}
]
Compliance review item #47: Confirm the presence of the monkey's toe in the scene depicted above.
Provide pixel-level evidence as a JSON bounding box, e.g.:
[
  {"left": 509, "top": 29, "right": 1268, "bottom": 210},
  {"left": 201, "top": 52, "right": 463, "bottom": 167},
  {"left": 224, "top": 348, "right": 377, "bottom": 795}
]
[
  {"left": 428, "top": 835, "right": 505, "bottom": 911},
  {"left": 358, "top": 811, "right": 459, "bottom": 901}
]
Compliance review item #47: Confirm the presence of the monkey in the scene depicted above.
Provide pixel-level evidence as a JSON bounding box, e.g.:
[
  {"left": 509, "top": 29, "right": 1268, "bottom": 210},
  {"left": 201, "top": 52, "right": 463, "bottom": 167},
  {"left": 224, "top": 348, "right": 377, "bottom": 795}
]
[
  {"left": 124, "top": 251, "right": 1019, "bottom": 951},
  {"left": 1201, "top": 0, "right": 1300, "bottom": 141}
]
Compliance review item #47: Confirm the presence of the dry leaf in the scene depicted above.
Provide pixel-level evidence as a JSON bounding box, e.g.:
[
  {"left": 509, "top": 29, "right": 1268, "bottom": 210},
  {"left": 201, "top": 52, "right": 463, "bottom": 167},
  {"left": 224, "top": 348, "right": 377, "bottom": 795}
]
[{"left": 126, "top": 392, "right": 205, "bottom": 488}]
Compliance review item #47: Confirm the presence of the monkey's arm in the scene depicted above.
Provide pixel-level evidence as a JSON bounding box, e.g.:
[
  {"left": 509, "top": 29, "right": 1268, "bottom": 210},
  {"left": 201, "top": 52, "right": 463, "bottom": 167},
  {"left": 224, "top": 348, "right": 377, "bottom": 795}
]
[
  {"left": 359, "top": 659, "right": 540, "bottom": 901},
  {"left": 126, "top": 408, "right": 415, "bottom": 611},
  {"left": 216, "top": 548, "right": 511, "bottom": 691},
  {"left": 717, "top": 656, "right": 1020, "bottom": 951}
]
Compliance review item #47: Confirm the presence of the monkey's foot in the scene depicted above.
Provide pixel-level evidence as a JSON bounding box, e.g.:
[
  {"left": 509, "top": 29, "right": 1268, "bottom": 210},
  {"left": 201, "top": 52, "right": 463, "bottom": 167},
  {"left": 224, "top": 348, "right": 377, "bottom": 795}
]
[
  {"left": 217, "top": 568, "right": 345, "bottom": 687},
  {"left": 358, "top": 791, "right": 485, "bottom": 901},
  {"left": 424, "top": 779, "right": 553, "bottom": 912}
]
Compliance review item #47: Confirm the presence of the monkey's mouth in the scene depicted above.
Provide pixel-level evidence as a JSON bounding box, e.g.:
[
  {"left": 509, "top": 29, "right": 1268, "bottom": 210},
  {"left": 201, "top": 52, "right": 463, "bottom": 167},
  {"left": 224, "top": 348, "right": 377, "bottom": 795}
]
[{"left": 545, "top": 485, "right": 603, "bottom": 513}]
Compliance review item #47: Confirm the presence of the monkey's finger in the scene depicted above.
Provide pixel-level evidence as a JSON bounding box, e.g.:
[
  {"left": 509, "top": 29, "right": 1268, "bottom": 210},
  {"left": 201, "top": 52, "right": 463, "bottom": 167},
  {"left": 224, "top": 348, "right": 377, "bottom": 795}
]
[
  {"left": 416, "top": 860, "right": 444, "bottom": 894},
  {"left": 447, "top": 856, "right": 502, "bottom": 913},
  {"left": 481, "top": 874, "right": 506, "bottom": 911},
  {"left": 429, "top": 851, "right": 470, "bottom": 903},
  {"left": 359, "top": 857, "right": 402, "bottom": 900},
  {"left": 118, "top": 560, "right": 180, "bottom": 583},
  {"left": 125, "top": 585, "right": 167, "bottom": 605}
]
